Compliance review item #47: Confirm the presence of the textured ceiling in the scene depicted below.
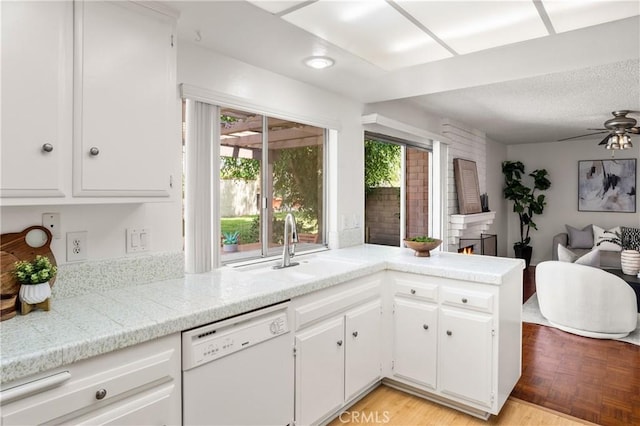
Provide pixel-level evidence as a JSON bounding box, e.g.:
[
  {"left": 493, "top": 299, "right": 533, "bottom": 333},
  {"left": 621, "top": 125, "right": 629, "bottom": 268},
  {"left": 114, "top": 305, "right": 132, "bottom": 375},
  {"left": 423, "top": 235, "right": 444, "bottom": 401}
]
[{"left": 170, "top": 1, "right": 640, "bottom": 145}]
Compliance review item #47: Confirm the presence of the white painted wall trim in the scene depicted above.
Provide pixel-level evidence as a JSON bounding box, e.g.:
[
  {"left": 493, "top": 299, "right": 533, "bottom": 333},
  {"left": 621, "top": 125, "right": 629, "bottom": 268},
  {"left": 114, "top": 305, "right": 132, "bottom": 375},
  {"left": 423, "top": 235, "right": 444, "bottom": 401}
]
[
  {"left": 180, "top": 83, "right": 341, "bottom": 130},
  {"left": 361, "top": 113, "right": 446, "bottom": 147}
]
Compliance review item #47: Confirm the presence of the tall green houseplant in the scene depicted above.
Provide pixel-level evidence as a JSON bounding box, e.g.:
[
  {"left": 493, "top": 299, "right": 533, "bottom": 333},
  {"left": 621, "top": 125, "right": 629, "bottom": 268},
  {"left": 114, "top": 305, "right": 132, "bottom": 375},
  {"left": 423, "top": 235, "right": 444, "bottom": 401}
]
[{"left": 502, "top": 161, "right": 551, "bottom": 265}]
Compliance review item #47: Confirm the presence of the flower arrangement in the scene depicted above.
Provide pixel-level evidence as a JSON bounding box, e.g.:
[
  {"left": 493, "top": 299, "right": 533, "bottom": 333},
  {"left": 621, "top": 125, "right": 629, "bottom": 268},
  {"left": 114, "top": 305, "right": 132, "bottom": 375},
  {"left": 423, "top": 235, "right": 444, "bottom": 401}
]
[
  {"left": 13, "top": 255, "right": 57, "bottom": 285},
  {"left": 222, "top": 231, "right": 240, "bottom": 245}
]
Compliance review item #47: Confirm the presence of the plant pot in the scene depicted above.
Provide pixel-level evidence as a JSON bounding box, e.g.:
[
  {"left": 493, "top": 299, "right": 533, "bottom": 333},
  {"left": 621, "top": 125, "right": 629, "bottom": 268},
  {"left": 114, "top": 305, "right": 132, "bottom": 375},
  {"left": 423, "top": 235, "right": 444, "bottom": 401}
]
[
  {"left": 514, "top": 245, "right": 533, "bottom": 267},
  {"left": 620, "top": 249, "right": 640, "bottom": 275},
  {"left": 223, "top": 243, "right": 238, "bottom": 253},
  {"left": 403, "top": 239, "right": 442, "bottom": 257},
  {"left": 19, "top": 282, "right": 51, "bottom": 304}
]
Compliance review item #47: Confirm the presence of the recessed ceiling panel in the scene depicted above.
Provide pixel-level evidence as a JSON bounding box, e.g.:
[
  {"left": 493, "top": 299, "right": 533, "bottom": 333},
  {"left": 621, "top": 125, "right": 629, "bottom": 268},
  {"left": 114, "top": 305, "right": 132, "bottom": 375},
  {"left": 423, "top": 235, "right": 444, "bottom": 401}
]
[
  {"left": 248, "top": 1, "right": 310, "bottom": 15},
  {"left": 281, "top": 0, "right": 452, "bottom": 70},
  {"left": 398, "top": 1, "right": 548, "bottom": 54},
  {"left": 542, "top": 0, "right": 640, "bottom": 33}
]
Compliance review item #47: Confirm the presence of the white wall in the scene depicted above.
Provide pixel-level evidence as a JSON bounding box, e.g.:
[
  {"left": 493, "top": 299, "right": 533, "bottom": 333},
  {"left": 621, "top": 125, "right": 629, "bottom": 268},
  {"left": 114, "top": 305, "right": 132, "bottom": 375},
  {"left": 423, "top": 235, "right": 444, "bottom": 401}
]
[
  {"left": 485, "top": 138, "right": 508, "bottom": 257},
  {"left": 507, "top": 139, "right": 639, "bottom": 265},
  {"left": 0, "top": 203, "right": 183, "bottom": 263}
]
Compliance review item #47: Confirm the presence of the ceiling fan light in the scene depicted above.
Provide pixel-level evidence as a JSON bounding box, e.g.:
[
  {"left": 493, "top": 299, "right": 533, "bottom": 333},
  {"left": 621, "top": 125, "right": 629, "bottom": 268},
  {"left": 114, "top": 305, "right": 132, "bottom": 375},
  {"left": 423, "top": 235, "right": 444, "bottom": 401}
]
[{"left": 622, "top": 139, "right": 633, "bottom": 149}]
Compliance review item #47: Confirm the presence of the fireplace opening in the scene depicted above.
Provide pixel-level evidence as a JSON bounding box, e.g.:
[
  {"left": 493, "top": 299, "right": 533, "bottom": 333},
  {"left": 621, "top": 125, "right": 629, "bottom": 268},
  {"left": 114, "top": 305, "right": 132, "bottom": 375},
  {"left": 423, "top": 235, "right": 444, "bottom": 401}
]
[{"left": 458, "top": 234, "right": 497, "bottom": 256}]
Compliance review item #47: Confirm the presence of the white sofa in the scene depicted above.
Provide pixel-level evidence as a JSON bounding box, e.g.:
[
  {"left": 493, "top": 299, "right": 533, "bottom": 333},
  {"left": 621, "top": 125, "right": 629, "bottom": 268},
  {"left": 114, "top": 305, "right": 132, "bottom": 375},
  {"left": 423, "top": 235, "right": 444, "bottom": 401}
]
[{"left": 536, "top": 261, "right": 638, "bottom": 339}]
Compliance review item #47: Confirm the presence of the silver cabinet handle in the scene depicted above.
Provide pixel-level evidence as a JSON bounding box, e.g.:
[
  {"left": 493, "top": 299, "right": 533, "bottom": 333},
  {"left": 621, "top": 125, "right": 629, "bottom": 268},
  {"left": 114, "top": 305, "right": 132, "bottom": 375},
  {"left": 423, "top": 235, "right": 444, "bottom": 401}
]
[
  {"left": 446, "top": 330, "right": 452, "bottom": 336},
  {"left": 89, "top": 147, "right": 100, "bottom": 156},
  {"left": 462, "top": 298, "right": 468, "bottom": 304},
  {"left": 95, "top": 388, "right": 107, "bottom": 400},
  {"left": 42, "top": 143, "right": 54, "bottom": 153},
  {"left": 410, "top": 289, "right": 416, "bottom": 294},
  {"left": 423, "top": 324, "right": 429, "bottom": 330},
  {"left": 337, "top": 340, "right": 343, "bottom": 346}
]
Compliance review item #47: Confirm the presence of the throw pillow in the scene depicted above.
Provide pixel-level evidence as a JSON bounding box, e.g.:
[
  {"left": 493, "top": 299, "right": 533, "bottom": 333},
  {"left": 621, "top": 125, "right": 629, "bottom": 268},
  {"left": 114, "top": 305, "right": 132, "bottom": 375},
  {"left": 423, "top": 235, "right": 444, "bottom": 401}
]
[
  {"left": 557, "top": 245, "right": 601, "bottom": 267},
  {"left": 621, "top": 226, "right": 640, "bottom": 251},
  {"left": 565, "top": 224, "right": 593, "bottom": 249},
  {"left": 592, "top": 225, "right": 622, "bottom": 252}
]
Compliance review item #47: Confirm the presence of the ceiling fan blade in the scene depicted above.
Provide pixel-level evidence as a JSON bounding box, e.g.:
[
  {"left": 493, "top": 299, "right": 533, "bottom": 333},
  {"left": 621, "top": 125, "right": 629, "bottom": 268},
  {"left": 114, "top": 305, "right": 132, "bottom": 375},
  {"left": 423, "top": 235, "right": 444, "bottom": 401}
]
[
  {"left": 598, "top": 134, "right": 611, "bottom": 145},
  {"left": 558, "top": 131, "right": 608, "bottom": 142},
  {"left": 628, "top": 127, "right": 640, "bottom": 134},
  {"left": 586, "top": 128, "right": 607, "bottom": 131}
]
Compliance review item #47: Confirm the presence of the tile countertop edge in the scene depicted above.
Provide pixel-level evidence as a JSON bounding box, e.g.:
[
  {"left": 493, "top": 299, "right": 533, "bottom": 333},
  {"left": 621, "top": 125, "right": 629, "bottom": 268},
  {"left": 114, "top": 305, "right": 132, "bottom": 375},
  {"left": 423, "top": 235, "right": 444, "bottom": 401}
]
[{"left": 0, "top": 248, "right": 523, "bottom": 385}]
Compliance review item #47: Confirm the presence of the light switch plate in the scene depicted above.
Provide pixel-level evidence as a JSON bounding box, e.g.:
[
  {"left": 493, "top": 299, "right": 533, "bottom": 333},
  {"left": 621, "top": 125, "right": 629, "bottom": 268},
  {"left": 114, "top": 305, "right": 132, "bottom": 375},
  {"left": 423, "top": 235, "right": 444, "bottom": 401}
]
[{"left": 126, "top": 228, "right": 149, "bottom": 253}]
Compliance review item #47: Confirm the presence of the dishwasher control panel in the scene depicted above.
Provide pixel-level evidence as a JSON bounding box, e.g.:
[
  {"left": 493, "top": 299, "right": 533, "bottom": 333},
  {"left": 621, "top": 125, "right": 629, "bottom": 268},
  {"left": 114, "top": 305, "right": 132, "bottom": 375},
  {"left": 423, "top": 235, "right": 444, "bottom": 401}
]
[{"left": 182, "top": 303, "right": 290, "bottom": 370}]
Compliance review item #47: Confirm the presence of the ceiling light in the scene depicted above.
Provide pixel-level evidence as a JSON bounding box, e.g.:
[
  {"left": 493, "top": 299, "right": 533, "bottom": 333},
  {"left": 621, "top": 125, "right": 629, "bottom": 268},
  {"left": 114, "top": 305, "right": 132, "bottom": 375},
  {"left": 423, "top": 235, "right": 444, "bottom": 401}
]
[{"left": 304, "top": 56, "right": 335, "bottom": 69}]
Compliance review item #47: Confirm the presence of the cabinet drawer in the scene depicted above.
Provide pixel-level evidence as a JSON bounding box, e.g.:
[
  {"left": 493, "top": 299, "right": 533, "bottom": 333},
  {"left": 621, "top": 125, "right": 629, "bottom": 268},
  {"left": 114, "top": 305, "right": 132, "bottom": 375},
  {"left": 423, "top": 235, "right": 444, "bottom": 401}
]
[
  {"left": 1, "top": 336, "right": 180, "bottom": 425},
  {"left": 295, "top": 280, "right": 380, "bottom": 330},
  {"left": 441, "top": 288, "right": 493, "bottom": 313},
  {"left": 394, "top": 278, "right": 438, "bottom": 302}
]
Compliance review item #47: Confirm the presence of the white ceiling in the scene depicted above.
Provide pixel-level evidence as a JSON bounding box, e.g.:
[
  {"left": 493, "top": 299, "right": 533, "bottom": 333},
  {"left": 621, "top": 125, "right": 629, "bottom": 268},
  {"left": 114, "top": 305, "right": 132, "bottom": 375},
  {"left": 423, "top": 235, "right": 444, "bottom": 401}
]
[{"left": 169, "top": 0, "right": 640, "bottom": 145}]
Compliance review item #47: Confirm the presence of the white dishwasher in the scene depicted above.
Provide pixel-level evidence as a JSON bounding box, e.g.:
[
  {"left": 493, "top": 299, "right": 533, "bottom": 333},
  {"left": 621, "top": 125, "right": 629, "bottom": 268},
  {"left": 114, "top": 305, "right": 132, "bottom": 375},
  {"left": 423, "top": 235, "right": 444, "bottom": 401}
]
[{"left": 182, "top": 301, "right": 294, "bottom": 426}]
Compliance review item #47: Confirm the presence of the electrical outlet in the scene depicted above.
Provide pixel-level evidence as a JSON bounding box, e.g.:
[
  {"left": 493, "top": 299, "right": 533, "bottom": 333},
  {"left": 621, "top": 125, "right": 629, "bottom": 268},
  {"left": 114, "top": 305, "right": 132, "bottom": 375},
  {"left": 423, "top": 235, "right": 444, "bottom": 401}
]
[
  {"left": 66, "top": 231, "right": 87, "bottom": 262},
  {"left": 42, "top": 213, "right": 61, "bottom": 239}
]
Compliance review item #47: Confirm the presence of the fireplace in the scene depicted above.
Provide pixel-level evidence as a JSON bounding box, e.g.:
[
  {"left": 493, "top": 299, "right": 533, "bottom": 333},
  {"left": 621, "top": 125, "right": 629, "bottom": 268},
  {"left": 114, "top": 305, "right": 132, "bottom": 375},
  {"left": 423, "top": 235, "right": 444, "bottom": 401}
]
[{"left": 458, "top": 234, "right": 497, "bottom": 256}]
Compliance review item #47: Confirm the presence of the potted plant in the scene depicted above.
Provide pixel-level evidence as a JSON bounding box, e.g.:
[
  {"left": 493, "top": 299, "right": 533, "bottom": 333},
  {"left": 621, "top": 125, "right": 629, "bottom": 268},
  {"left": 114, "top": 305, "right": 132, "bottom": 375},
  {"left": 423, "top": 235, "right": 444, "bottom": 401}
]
[
  {"left": 502, "top": 161, "right": 551, "bottom": 266},
  {"left": 222, "top": 231, "right": 240, "bottom": 253},
  {"left": 13, "top": 255, "right": 57, "bottom": 305},
  {"left": 597, "top": 230, "right": 640, "bottom": 275}
]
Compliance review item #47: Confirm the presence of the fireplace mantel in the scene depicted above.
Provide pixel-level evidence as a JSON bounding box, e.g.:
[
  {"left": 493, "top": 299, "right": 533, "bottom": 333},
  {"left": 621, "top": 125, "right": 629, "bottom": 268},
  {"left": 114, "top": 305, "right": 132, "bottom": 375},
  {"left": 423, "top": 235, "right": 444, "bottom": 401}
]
[{"left": 449, "top": 211, "right": 497, "bottom": 245}]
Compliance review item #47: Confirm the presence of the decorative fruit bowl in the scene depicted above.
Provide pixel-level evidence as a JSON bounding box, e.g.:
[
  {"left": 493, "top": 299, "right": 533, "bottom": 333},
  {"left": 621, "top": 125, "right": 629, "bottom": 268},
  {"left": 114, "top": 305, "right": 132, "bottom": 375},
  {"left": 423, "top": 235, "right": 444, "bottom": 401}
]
[{"left": 403, "top": 237, "right": 442, "bottom": 257}]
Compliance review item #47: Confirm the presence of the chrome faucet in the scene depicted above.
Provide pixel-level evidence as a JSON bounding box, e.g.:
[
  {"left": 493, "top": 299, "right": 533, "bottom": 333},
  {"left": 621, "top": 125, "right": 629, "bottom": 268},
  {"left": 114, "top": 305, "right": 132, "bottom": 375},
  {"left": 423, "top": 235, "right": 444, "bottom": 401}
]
[{"left": 274, "top": 213, "right": 299, "bottom": 269}]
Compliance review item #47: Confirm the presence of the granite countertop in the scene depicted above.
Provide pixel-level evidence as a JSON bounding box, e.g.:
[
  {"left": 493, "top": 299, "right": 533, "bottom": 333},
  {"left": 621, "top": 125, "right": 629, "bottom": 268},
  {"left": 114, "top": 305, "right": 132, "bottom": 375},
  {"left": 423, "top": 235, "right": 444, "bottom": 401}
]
[{"left": 0, "top": 245, "right": 524, "bottom": 385}]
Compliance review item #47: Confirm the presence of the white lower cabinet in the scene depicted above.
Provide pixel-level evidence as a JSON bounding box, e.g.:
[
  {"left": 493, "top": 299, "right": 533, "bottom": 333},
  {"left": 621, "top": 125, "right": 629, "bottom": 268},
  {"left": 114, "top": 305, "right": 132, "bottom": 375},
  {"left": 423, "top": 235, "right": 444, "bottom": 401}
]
[
  {"left": 439, "top": 307, "right": 493, "bottom": 407},
  {"left": 0, "top": 334, "right": 181, "bottom": 426},
  {"left": 295, "top": 317, "right": 346, "bottom": 426},
  {"left": 293, "top": 275, "right": 383, "bottom": 425},
  {"left": 393, "top": 298, "right": 438, "bottom": 389},
  {"left": 388, "top": 270, "right": 521, "bottom": 417}
]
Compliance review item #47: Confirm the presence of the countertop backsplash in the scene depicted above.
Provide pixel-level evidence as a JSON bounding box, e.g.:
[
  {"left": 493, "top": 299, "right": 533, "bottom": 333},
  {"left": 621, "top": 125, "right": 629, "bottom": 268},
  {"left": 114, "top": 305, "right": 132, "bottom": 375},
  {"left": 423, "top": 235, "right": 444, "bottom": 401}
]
[{"left": 51, "top": 252, "right": 185, "bottom": 299}]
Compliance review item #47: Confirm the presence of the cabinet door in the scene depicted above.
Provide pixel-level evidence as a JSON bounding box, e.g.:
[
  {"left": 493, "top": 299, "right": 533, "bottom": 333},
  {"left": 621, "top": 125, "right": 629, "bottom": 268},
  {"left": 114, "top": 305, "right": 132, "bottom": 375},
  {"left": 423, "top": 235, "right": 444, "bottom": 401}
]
[
  {"left": 345, "top": 300, "right": 381, "bottom": 401},
  {"left": 74, "top": 1, "right": 175, "bottom": 197},
  {"left": 439, "top": 308, "right": 493, "bottom": 408},
  {"left": 393, "top": 298, "right": 437, "bottom": 389},
  {"left": 1, "top": 0, "right": 71, "bottom": 198},
  {"left": 295, "top": 317, "right": 345, "bottom": 426}
]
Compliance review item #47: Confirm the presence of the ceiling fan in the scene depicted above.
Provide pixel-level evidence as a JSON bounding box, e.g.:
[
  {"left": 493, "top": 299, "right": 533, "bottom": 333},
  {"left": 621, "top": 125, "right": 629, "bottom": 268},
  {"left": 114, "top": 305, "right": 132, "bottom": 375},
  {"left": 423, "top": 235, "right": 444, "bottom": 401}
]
[{"left": 558, "top": 110, "right": 639, "bottom": 149}]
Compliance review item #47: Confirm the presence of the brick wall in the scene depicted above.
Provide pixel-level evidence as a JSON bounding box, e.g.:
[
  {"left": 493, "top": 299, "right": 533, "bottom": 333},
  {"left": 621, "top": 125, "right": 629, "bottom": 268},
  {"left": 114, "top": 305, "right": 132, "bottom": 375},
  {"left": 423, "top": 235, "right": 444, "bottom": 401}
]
[
  {"left": 406, "top": 148, "right": 429, "bottom": 238},
  {"left": 365, "top": 187, "right": 400, "bottom": 246}
]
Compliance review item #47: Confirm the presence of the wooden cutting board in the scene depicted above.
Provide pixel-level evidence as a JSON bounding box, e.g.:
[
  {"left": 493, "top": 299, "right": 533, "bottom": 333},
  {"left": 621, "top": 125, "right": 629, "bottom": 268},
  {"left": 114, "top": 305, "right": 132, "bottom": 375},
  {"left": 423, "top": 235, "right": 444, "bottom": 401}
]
[
  {"left": 1, "top": 251, "right": 20, "bottom": 321},
  {"left": 1, "top": 226, "right": 57, "bottom": 320}
]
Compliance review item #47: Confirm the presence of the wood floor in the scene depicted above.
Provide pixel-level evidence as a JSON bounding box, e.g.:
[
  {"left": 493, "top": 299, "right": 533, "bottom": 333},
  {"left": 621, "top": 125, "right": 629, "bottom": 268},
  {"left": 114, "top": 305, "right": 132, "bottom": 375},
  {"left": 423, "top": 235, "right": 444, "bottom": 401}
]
[
  {"left": 329, "top": 385, "right": 594, "bottom": 425},
  {"left": 513, "top": 266, "right": 640, "bottom": 426},
  {"left": 332, "top": 266, "right": 640, "bottom": 425}
]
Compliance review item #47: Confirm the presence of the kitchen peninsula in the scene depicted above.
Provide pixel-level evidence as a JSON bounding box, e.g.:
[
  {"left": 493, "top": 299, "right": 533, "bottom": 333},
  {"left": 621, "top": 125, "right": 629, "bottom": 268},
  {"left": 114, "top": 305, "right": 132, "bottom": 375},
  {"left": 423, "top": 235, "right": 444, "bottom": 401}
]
[{"left": 0, "top": 245, "right": 524, "bottom": 424}]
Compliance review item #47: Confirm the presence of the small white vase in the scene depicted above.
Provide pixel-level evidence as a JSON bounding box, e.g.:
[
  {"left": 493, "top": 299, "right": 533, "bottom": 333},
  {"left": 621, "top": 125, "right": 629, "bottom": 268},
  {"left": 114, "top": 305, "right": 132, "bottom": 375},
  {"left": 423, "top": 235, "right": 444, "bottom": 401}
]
[
  {"left": 620, "top": 250, "right": 640, "bottom": 275},
  {"left": 19, "top": 282, "right": 51, "bottom": 304}
]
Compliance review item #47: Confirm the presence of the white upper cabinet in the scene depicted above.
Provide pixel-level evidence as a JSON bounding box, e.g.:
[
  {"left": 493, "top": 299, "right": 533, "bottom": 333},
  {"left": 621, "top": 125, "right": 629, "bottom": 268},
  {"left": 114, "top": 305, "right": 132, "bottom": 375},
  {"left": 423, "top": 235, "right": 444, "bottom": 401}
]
[
  {"left": 1, "top": 1, "right": 177, "bottom": 205},
  {"left": 1, "top": 1, "right": 72, "bottom": 198},
  {"left": 73, "top": 1, "right": 176, "bottom": 197}
]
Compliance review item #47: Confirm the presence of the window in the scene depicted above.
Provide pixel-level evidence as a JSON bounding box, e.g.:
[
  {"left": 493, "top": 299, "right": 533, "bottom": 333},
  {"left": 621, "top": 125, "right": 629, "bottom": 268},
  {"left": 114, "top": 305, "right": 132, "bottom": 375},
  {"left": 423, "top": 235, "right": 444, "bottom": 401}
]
[
  {"left": 364, "top": 134, "right": 432, "bottom": 246},
  {"left": 218, "top": 108, "right": 326, "bottom": 264}
]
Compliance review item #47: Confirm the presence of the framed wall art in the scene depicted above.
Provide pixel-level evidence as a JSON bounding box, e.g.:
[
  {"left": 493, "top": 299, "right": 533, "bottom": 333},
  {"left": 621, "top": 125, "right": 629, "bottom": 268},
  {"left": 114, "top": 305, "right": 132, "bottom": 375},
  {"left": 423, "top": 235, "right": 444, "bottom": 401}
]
[
  {"left": 578, "top": 159, "right": 636, "bottom": 212},
  {"left": 453, "top": 158, "right": 482, "bottom": 214}
]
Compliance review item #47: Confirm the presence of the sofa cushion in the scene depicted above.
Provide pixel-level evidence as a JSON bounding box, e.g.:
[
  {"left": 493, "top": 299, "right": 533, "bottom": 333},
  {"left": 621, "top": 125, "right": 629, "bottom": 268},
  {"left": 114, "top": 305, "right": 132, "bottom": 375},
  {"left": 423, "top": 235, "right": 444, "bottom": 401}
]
[
  {"left": 621, "top": 226, "right": 640, "bottom": 251},
  {"left": 565, "top": 224, "right": 593, "bottom": 249},
  {"left": 557, "top": 245, "right": 600, "bottom": 267},
  {"left": 593, "top": 225, "right": 622, "bottom": 251}
]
